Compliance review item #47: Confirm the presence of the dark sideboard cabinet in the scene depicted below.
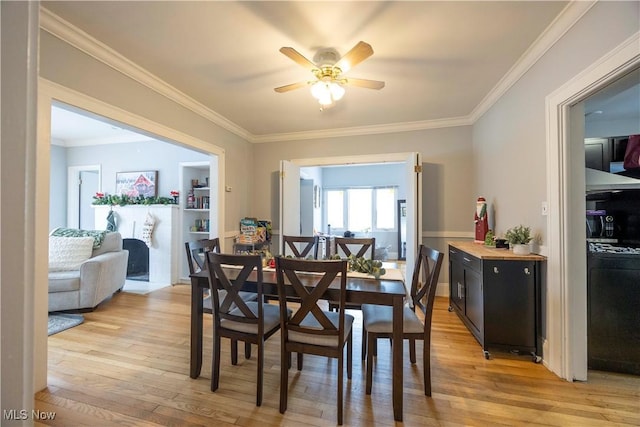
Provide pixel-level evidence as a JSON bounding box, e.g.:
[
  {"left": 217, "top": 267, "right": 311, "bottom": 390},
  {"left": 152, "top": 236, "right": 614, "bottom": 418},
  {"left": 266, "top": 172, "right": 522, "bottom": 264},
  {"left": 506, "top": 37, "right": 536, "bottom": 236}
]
[{"left": 448, "top": 242, "right": 545, "bottom": 362}]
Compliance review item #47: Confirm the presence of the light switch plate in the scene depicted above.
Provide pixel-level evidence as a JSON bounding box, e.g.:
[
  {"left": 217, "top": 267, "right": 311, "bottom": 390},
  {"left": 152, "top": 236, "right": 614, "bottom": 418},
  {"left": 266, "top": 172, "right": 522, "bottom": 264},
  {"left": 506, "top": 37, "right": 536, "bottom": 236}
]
[{"left": 541, "top": 201, "right": 548, "bottom": 216}]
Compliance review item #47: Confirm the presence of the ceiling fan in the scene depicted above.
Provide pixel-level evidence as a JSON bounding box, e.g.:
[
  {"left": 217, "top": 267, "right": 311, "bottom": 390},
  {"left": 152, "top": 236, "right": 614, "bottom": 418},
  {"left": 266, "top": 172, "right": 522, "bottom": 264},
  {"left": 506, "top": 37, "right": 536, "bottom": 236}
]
[{"left": 274, "top": 41, "right": 385, "bottom": 109}]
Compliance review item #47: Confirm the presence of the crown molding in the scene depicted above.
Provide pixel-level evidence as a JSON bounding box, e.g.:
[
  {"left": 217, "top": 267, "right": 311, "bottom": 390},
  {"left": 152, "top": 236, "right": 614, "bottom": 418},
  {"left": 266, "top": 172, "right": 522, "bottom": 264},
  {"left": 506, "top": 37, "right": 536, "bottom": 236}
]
[
  {"left": 468, "top": 1, "right": 597, "bottom": 122},
  {"left": 251, "top": 116, "right": 473, "bottom": 143},
  {"left": 39, "top": 7, "right": 252, "bottom": 142},
  {"left": 40, "top": 3, "right": 595, "bottom": 144}
]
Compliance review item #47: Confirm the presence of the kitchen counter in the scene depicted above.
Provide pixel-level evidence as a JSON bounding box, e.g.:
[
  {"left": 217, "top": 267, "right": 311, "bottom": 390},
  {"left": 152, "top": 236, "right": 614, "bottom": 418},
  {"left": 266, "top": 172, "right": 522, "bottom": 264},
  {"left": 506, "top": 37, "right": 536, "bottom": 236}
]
[{"left": 448, "top": 241, "right": 546, "bottom": 261}]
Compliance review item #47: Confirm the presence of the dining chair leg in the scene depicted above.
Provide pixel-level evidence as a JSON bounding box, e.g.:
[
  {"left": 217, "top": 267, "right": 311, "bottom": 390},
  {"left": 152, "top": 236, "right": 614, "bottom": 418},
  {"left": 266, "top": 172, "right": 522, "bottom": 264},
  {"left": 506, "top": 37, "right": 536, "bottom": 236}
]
[
  {"left": 231, "top": 339, "right": 238, "bottom": 365},
  {"left": 366, "top": 332, "right": 374, "bottom": 395},
  {"left": 280, "top": 350, "right": 288, "bottom": 414},
  {"left": 409, "top": 338, "right": 416, "bottom": 364},
  {"left": 257, "top": 341, "right": 263, "bottom": 406},
  {"left": 211, "top": 333, "right": 221, "bottom": 392},
  {"left": 361, "top": 326, "right": 367, "bottom": 360},
  {"left": 424, "top": 338, "right": 431, "bottom": 396},
  {"left": 338, "top": 352, "right": 344, "bottom": 425},
  {"left": 245, "top": 341, "right": 252, "bottom": 359},
  {"left": 297, "top": 352, "right": 303, "bottom": 371},
  {"left": 347, "top": 331, "right": 353, "bottom": 380}
]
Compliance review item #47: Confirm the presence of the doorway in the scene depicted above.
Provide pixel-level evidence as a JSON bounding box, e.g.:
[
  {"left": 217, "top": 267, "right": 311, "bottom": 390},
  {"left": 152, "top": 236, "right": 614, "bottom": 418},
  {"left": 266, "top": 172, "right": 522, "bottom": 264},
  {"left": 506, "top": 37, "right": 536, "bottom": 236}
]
[
  {"left": 36, "top": 79, "right": 227, "bottom": 390},
  {"left": 546, "top": 35, "right": 639, "bottom": 381},
  {"left": 65, "top": 165, "right": 100, "bottom": 230}
]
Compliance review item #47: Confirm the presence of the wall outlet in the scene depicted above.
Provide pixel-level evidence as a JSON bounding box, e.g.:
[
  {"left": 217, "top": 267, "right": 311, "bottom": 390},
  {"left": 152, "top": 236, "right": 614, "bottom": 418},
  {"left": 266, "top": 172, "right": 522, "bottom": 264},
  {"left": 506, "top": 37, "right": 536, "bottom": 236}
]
[{"left": 541, "top": 201, "right": 549, "bottom": 216}]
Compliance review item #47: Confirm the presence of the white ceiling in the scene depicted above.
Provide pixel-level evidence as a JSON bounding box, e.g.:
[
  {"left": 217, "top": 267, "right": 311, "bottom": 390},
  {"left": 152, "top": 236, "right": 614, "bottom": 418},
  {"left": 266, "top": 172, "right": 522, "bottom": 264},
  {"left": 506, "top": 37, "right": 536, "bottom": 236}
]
[{"left": 42, "top": 1, "right": 638, "bottom": 144}]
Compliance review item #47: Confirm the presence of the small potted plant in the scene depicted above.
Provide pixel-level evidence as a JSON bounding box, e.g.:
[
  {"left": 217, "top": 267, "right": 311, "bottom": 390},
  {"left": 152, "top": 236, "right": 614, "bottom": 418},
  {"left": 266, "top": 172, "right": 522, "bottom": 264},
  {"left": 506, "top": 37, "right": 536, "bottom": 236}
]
[{"left": 505, "top": 225, "right": 532, "bottom": 255}]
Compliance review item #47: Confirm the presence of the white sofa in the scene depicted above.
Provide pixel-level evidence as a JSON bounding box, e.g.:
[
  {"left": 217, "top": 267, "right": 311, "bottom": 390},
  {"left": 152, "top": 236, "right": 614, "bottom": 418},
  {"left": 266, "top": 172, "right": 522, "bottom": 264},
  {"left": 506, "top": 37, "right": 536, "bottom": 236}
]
[{"left": 48, "top": 231, "right": 129, "bottom": 312}]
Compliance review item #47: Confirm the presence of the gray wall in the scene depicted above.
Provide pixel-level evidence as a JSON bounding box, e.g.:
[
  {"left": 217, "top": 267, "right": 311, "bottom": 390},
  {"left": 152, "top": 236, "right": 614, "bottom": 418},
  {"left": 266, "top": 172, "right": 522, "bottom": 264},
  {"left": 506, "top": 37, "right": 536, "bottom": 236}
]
[
  {"left": 473, "top": 1, "right": 640, "bottom": 244},
  {"left": 49, "top": 144, "right": 68, "bottom": 229},
  {"left": 252, "top": 126, "right": 476, "bottom": 262},
  {"left": 49, "top": 139, "right": 210, "bottom": 231},
  {"left": 39, "top": 30, "right": 254, "bottom": 235}
]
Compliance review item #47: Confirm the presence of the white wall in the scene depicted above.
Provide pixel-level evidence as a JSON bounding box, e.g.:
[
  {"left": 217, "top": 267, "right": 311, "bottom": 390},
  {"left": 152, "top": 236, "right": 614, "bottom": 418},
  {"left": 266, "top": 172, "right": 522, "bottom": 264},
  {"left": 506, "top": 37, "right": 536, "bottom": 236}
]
[{"left": 1, "top": 0, "right": 38, "bottom": 418}]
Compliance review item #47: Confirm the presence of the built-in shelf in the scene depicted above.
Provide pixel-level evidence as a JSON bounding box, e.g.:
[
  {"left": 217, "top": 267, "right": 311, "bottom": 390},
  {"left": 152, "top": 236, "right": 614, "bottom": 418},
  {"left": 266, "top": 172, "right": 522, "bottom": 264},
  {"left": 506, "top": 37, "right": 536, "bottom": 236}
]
[{"left": 180, "top": 162, "right": 213, "bottom": 280}]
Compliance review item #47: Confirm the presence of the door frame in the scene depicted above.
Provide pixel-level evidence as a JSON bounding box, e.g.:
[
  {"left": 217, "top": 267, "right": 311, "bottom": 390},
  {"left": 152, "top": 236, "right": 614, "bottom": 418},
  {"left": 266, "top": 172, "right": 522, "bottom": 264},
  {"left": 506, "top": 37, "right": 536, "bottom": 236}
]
[
  {"left": 545, "top": 32, "right": 639, "bottom": 381},
  {"left": 36, "top": 78, "right": 226, "bottom": 390}
]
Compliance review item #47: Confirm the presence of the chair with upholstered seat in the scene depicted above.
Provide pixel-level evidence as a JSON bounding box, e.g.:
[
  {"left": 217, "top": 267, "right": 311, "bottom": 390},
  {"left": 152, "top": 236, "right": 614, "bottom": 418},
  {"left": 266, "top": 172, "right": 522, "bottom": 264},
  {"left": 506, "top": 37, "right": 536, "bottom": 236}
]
[
  {"left": 205, "top": 252, "right": 286, "bottom": 406},
  {"left": 275, "top": 257, "right": 353, "bottom": 425},
  {"left": 361, "top": 244, "right": 444, "bottom": 396},
  {"left": 328, "top": 237, "right": 376, "bottom": 316},
  {"left": 282, "top": 235, "right": 318, "bottom": 259},
  {"left": 185, "top": 238, "right": 257, "bottom": 360}
]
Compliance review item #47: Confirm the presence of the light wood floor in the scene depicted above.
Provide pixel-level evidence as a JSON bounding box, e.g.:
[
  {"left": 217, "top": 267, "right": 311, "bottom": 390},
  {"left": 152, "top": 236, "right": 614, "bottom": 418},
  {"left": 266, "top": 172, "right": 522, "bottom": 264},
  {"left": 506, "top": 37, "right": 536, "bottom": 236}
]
[{"left": 36, "top": 285, "right": 640, "bottom": 426}]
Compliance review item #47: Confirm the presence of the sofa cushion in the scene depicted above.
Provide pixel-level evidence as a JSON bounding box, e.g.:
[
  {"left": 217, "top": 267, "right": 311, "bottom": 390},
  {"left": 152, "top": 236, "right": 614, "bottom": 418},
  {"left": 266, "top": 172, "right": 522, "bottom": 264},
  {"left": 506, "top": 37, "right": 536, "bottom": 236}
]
[
  {"left": 92, "top": 232, "right": 122, "bottom": 257},
  {"left": 50, "top": 227, "right": 107, "bottom": 249},
  {"left": 48, "top": 270, "right": 81, "bottom": 292},
  {"left": 49, "top": 236, "right": 94, "bottom": 271}
]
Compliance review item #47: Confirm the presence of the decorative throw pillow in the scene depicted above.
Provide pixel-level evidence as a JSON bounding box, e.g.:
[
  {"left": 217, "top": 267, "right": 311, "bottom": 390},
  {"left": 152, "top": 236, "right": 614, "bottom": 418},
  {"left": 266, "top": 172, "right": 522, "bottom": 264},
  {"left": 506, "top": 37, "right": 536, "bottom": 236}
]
[{"left": 48, "top": 236, "right": 95, "bottom": 271}]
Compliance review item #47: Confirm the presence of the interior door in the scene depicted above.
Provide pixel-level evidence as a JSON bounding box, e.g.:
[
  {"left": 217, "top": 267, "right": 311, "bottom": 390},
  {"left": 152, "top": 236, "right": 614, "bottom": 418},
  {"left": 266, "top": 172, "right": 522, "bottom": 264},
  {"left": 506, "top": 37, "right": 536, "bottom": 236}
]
[
  {"left": 279, "top": 160, "right": 301, "bottom": 255},
  {"left": 404, "top": 152, "right": 422, "bottom": 294},
  {"left": 79, "top": 170, "right": 99, "bottom": 229}
]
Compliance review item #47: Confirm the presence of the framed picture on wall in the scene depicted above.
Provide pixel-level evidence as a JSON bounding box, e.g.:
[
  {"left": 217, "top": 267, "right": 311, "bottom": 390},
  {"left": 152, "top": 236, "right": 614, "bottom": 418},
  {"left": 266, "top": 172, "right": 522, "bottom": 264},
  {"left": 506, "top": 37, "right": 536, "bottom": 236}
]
[{"left": 116, "top": 170, "right": 158, "bottom": 197}]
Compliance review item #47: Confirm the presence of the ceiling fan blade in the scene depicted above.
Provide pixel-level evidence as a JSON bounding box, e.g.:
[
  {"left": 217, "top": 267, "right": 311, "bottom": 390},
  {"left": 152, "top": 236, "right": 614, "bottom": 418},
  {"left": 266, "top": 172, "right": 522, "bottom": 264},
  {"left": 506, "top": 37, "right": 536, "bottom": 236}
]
[
  {"left": 274, "top": 81, "right": 309, "bottom": 93},
  {"left": 334, "top": 41, "right": 374, "bottom": 73},
  {"left": 279, "top": 47, "right": 318, "bottom": 71},
  {"left": 344, "top": 78, "right": 385, "bottom": 90}
]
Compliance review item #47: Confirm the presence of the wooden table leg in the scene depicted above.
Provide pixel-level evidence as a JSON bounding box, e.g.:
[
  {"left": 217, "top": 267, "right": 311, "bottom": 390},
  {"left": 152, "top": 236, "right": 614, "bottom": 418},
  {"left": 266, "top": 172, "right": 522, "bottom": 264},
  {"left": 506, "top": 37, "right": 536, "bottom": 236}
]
[
  {"left": 190, "top": 276, "right": 204, "bottom": 379},
  {"left": 392, "top": 295, "right": 403, "bottom": 421}
]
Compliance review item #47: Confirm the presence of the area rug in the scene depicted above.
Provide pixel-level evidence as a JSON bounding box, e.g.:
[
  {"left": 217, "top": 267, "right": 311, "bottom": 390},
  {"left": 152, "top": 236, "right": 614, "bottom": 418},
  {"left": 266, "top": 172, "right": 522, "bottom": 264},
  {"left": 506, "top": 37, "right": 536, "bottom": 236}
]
[{"left": 48, "top": 313, "right": 84, "bottom": 336}]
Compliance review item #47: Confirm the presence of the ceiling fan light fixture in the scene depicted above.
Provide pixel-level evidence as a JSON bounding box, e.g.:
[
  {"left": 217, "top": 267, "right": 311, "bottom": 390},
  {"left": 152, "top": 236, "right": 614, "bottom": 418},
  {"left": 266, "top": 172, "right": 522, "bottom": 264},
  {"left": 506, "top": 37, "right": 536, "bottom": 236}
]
[{"left": 311, "top": 81, "right": 345, "bottom": 106}]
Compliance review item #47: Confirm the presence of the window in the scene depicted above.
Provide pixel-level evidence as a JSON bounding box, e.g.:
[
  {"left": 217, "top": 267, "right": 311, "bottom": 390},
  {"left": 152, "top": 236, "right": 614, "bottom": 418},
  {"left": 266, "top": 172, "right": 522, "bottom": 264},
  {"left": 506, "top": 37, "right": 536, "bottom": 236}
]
[{"left": 325, "top": 187, "right": 397, "bottom": 232}]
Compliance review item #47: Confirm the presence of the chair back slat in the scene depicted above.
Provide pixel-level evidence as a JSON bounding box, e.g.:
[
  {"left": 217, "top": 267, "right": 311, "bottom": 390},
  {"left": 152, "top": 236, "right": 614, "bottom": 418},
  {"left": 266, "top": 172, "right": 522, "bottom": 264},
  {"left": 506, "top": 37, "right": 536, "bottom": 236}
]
[
  {"left": 275, "top": 257, "right": 347, "bottom": 340},
  {"left": 185, "top": 238, "right": 220, "bottom": 274},
  {"left": 206, "top": 252, "right": 264, "bottom": 331},
  {"left": 282, "top": 235, "right": 317, "bottom": 259},
  {"left": 410, "top": 245, "right": 444, "bottom": 328},
  {"left": 335, "top": 237, "right": 375, "bottom": 260}
]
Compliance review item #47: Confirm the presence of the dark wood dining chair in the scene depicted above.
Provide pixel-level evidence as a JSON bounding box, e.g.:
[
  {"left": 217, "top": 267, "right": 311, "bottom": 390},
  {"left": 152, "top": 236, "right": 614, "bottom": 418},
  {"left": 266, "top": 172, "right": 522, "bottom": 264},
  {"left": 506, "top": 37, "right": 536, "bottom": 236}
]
[
  {"left": 205, "top": 252, "right": 287, "bottom": 406},
  {"left": 329, "top": 237, "right": 376, "bottom": 315},
  {"left": 361, "top": 244, "right": 444, "bottom": 396},
  {"left": 334, "top": 236, "right": 376, "bottom": 260},
  {"left": 282, "top": 235, "right": 318, "bottom": 259},
  {"left": 185, "top": 238, "right": 256, "bottom": 359},
  {"left": 275, "top": 257, "right": 353, "bottom": 425}
]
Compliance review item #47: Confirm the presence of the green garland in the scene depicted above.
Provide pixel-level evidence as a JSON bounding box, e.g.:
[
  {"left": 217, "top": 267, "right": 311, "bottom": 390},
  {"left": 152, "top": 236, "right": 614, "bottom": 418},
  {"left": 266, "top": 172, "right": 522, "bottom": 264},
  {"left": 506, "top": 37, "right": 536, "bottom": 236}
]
[{"left": 92, "top": 193, "right": 176, "bottom": 206}]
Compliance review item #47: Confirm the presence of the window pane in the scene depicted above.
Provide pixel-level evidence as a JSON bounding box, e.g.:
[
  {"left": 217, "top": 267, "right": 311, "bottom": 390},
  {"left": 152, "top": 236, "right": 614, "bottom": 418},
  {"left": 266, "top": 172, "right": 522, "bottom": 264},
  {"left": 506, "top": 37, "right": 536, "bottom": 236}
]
[
  {"left": 376, "top": 188, "right": 395, "bottom": 229},
  {"left": 348, "top": 189, "right": 372, "bottom": 232},
  {"left": 326, "top": 190, "right": 344, "bottom": 229}
]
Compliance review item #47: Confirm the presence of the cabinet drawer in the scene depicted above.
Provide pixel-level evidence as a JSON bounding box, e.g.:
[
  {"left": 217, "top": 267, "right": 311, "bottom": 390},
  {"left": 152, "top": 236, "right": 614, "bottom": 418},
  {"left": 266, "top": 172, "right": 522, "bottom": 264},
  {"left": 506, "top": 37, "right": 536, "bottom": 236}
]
[
  {"left": 449, "top": 247, "right": 462, "bottom": 262},
  {"left": 461, "top": 253, "right": 481, "bottom": 272}
]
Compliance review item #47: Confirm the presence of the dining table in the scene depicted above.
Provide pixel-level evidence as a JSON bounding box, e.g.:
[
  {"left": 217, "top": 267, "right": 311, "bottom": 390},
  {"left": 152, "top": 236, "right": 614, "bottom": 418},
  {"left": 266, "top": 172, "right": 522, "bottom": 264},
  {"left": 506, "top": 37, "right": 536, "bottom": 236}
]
[{"left": 189, "top": 264, "right": 408, "bottom": 421}]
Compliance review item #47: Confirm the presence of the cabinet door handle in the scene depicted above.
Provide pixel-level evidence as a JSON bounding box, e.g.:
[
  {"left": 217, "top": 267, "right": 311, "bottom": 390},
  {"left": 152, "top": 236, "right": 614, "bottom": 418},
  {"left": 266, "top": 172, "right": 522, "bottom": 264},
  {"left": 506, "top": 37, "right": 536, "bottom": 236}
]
[
  {"left": 493, "top": 266, "right": 499, "bottom": 274},
  {"left": 524, "top": 267, "right": 531, "bottom": 275},
  {"left": 463, "top": 257, "right": 472, "bottom": 262}
]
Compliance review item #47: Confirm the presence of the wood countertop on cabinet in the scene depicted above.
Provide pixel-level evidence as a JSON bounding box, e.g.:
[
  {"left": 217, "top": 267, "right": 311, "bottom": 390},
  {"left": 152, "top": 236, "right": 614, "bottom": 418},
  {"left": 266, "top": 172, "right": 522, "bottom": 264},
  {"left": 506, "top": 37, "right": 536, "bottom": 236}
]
[{"left": 448, "top": 241, "right": 546, "bottom": 261}]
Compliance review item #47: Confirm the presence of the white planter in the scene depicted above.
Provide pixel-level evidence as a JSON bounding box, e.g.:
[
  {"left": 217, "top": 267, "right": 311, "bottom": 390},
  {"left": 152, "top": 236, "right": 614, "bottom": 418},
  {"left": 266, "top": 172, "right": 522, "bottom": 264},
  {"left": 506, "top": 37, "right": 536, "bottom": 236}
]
[{"left": 512, "top": 243, "right": 531, "bottom": 255}]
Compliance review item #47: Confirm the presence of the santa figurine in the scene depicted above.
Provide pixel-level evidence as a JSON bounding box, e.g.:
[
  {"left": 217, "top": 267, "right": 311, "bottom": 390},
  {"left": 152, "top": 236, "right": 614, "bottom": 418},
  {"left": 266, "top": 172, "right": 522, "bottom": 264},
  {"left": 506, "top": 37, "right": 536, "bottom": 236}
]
[{"left": 474, "top": 197, "right": 489, "bottom": 243}]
